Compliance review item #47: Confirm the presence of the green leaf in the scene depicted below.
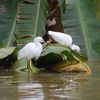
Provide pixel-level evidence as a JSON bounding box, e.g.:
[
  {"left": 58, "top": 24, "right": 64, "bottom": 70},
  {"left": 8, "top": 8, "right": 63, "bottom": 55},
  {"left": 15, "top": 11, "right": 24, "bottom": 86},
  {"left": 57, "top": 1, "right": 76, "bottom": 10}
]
[
  {"left": 35, "top": 44, "right": 87, "bottom": 70},
  {"left": 0, "top": 47, "right": 18, "bottom": 68},
  {"left": 71, "top": 49, "right": 88, "bottom": 62},
  {"left": 0, "top": 0, "right": 19, "bottom": 47},
  {"left": 12, "top": 59, "right": 27, "bottom": 71},
  {"left": 15, "top": 0, "right": 48, "bottom": 48},
  {"left": 76, "top": 0, "right": 99, "bottom": 58},
  {"left": 0, "top": 0, "right": 48, "bottom": 61},
  {"left": 13, "top": 59, "right": 39, "bottom": 73},
  {"left": 58, "top": 0, "right": 100, "bottom": 59}
]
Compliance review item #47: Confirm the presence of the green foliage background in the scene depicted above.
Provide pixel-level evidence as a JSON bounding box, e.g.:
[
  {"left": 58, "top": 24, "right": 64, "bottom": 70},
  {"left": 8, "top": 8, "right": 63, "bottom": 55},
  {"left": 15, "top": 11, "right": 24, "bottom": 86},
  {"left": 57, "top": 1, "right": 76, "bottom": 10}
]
[
  {"left": 59, "top": 0, "right": 100, "bottom": 59},
  {"left": 0, "top": 0, "right": 100, "bottom": 71}
]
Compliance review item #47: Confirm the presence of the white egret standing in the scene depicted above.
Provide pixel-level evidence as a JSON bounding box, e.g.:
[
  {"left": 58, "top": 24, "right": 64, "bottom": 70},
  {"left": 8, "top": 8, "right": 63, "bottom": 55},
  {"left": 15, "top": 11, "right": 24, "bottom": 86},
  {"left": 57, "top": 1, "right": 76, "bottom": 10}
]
[
  {"left": 18, "top": 37, "right": 44, "bottom": 73},
  {"left": 71, "top": 44, "right": 80, "bottom": 53},
  {"left": 47, "top": 31, "right": 73, "bottom": 47}
]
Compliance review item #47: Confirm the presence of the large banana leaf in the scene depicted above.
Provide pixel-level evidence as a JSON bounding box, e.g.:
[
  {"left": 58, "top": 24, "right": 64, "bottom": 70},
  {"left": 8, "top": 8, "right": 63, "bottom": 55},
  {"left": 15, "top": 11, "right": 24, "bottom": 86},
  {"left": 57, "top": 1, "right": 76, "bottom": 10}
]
[
  {"left": 58, "top": 0, "right": 100, "bottom": 59},
  {"left": 76, "top": 0, "right": 100, "bottom": 59},
  {"left": 0, "top": 0, "right": 19, "bottom": 68},
  {"left": 0, "top": 0, "right": 19, "bottom": 47},
  {"left": 0, "top": 0, "right": 48, "bottom": 47},
  {"left": 93, "top": 0, "right": 100, "bottom": 56},
  {"left": 0, "top": 0, "right": 48, "bottom": 70},
  {"left": 15, "top": 0, "right": 48, "bottom": 48}
]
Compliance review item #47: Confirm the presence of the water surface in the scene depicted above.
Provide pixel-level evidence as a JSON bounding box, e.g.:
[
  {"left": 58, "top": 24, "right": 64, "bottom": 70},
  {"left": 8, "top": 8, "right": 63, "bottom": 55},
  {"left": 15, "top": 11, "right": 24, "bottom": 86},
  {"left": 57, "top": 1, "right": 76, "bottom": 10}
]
[{"left": 0, "top": 59, "right": 100, "bottom": 100}]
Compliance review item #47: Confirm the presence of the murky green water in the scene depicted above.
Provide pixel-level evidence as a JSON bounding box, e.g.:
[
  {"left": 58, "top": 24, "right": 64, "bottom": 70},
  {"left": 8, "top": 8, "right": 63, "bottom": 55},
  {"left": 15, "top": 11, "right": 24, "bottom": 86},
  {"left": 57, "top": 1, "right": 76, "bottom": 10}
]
[{"left": 0, "top": 59, "right": 100, "bottom": 100}]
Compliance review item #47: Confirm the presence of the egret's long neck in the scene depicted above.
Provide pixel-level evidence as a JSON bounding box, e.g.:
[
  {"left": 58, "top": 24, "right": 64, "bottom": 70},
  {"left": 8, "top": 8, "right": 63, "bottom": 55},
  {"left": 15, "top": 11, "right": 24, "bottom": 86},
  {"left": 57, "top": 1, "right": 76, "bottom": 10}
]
[{"left": 34, "top": 41, "right": 42, "bottom": 49}]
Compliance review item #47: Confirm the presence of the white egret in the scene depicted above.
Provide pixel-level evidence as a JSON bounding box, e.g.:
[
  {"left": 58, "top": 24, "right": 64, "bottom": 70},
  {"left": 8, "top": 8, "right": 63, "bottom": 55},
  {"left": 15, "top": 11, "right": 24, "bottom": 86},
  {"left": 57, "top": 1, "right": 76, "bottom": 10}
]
[
  {"left": 47, "top": 31, "right": 72, "bottom": 47},
  {"left": 18, "top": 36, "right": 44, "bottom": 73},
  {"left": 71, "top": 44, "right": 80, "bottom": 53}
]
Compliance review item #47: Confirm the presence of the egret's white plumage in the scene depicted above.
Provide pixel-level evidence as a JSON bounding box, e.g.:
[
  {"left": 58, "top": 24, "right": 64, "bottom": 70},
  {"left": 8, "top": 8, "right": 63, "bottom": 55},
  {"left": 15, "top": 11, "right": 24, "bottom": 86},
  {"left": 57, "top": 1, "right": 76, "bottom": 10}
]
[
  {"left": 47, "top": 31, "right": 72, "bottom": 47},
  {"left": 71, "top": 44, "right": 80, "bottom": 52},
  {"left": 18, "top": 37, "right": 44, "bottom": 60}
]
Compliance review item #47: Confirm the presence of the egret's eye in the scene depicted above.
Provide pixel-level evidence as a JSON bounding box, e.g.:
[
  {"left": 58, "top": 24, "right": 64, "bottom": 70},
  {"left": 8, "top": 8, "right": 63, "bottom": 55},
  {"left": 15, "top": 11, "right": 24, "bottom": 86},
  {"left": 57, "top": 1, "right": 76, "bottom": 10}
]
[{"left": 41, "top": 41, "right": 44, "bottom": 44}]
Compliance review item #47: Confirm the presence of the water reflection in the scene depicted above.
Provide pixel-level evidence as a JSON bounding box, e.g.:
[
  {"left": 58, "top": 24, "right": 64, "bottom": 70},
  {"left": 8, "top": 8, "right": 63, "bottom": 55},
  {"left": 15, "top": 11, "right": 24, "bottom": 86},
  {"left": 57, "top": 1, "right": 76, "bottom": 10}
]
[
  {"left": 18, "top": 83, "right": 44, "bottom": 100},
  {"left": 17, "top": 72, "right": 86, "bottom": 100},
  {"left": 0, "top": 61, "right": 100, "bottom": 100}
]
